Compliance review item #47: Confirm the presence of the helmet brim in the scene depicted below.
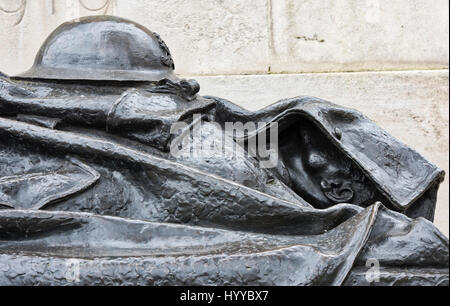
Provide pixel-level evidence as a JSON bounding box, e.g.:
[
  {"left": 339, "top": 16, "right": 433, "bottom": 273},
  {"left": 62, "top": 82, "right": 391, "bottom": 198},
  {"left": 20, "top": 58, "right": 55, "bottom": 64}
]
[{"left": 13, "top": 66, "right": 178, "bottom": 82}]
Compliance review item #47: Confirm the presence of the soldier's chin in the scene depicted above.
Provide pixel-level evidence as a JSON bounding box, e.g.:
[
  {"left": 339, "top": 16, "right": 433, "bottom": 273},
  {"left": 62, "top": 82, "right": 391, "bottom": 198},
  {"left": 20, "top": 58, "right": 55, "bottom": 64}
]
[
  {"left": 293, "top": 178, "right": 374, "bottom": 209},
  {"left": 293, "top": 185, "right": 337, "bottom": 209},
  {"left": 323, "top": 188, "right": 354, "bottom": 204}
]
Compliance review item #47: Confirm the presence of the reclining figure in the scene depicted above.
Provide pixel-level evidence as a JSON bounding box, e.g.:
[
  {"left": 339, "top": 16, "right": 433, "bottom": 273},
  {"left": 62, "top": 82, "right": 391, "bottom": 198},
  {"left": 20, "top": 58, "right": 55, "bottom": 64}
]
[{"left": 0, "top": 16, "right": 448, "bottom": 286}]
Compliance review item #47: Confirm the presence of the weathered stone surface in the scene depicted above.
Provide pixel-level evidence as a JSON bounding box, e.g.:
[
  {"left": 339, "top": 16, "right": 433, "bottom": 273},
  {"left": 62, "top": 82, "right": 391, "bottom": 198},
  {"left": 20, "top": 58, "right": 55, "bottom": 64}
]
[
  {"left": 0, "top": 0, "right": 448, "bottom": 76},
  {"left": 270, "top": 0, "right": 449, "bottom": 73},
  {"left": 0, "top": 0, "right": 270, "bottom": 76},
  {"left": 113, "top": 0, "right": 270, "bottom": 75},
  {"left": 194, "top": 70, "right": 449, "bottom": 236},
  {"left": 0, "top": 0, "right": 114, "bottom": 76}
]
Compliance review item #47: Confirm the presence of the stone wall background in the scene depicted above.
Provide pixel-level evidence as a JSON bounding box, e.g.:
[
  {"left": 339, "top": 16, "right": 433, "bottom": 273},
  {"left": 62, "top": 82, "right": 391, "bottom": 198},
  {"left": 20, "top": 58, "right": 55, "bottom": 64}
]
[{"left": 0, "top": 0, "right": 448, "bottom": 236}]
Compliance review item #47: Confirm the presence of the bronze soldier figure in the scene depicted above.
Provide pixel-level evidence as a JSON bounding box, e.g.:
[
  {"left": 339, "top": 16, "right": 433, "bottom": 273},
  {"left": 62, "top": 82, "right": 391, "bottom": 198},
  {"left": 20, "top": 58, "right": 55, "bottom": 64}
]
[{"left": 0, "top": 16, "right": 447, "bottom": 285}]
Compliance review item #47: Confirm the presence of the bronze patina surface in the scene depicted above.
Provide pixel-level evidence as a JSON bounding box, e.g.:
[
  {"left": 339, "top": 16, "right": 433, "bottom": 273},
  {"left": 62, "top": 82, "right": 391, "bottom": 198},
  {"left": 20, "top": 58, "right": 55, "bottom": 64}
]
[{"left": 0, "top": 16, "right": 448, "bottom": 286}]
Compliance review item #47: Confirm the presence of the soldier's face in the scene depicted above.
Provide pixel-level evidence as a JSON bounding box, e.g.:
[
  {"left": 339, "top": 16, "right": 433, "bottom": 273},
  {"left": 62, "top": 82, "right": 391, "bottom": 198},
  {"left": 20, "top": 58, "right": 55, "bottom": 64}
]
[{"left": 279, "top": 120, "right": 377, "bottom": 209}]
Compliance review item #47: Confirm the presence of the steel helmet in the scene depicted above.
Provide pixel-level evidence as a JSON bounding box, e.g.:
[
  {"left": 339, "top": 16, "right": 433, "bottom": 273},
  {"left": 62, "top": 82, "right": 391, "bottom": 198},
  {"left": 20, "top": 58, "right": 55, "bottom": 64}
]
[{"left": 14, "top": 15, "right": 177, "bottom": 82}]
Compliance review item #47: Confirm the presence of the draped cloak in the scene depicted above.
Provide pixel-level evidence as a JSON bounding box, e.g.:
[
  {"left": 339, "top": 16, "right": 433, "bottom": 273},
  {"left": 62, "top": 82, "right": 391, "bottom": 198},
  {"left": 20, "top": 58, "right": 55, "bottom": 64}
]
[{"left": 0, "top": 76, "right": 448, "bottom": 285}]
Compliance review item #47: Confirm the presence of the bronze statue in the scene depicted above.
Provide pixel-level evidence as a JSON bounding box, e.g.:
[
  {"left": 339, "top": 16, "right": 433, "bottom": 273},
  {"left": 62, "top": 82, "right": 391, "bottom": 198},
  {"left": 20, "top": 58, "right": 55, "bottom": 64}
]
[{"left": 0, "top": 16, "right": 448, "bottom": 286}]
